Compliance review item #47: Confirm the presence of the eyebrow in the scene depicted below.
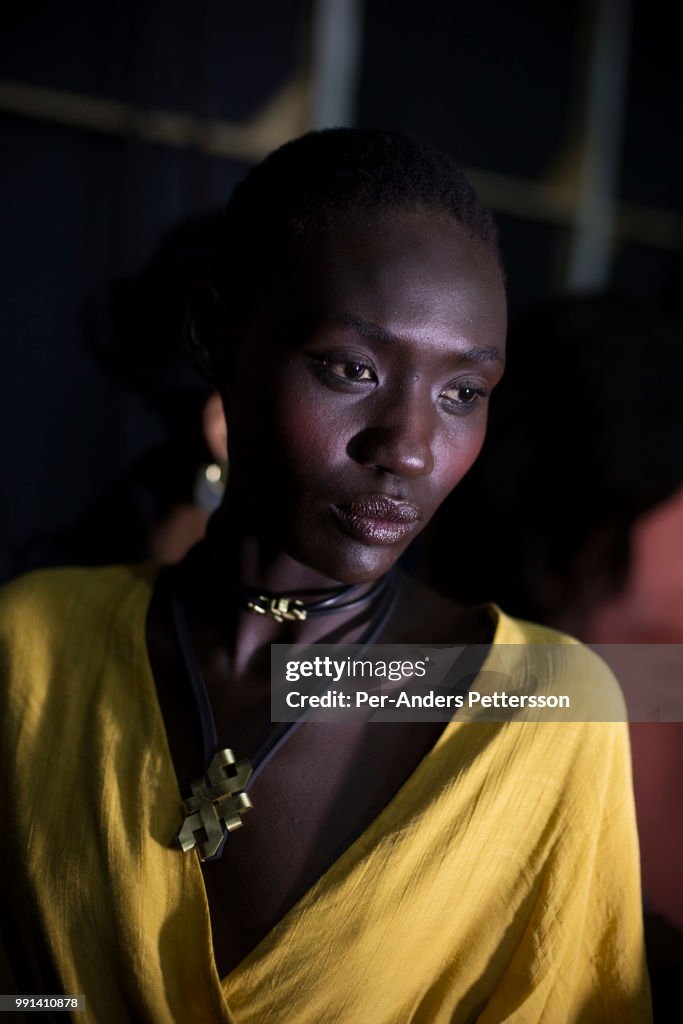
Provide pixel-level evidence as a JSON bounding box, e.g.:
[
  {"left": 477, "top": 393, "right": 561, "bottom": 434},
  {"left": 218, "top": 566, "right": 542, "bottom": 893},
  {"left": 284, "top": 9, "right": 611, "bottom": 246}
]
[{"left": 331, "top": 314, "right": 504, "bottom": 365}]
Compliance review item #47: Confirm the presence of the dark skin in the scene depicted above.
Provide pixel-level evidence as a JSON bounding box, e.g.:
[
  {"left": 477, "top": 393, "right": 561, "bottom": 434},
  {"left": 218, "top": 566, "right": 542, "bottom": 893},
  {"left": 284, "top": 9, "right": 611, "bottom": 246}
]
[{"left": 146, "top": 207, "right": 507, "bottom": 976}]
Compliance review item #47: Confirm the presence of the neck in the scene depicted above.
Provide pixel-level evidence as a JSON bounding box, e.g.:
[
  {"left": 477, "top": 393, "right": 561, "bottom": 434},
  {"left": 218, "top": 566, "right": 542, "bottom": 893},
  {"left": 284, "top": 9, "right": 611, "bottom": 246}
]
[
  {"left": 205, "top": 501, "right": 368, "bottom": 596},
  {"left": 180, "top": 502, "right": 394, "bottom": 672}
]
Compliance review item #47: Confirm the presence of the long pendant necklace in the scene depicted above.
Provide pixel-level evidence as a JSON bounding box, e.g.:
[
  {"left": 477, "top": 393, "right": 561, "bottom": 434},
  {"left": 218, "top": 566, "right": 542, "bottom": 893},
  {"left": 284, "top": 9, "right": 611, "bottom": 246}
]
[{"left": 170, "top": 568, "right": 398, "bottom": 861}]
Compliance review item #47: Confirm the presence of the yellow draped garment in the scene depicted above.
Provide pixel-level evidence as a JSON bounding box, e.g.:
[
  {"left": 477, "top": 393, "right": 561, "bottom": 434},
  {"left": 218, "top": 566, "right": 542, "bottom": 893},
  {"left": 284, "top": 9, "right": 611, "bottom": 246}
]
[{"left": 0, "top": 566, "right": 651, "bottom": 1022}]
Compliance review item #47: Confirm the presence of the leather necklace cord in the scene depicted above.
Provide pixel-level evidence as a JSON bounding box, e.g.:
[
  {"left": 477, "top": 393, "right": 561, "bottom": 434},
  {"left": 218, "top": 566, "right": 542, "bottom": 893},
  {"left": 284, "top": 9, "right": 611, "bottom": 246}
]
[
  {"left": 170, "top": 564, "right": 399, "bottom": 861},
  {"left": 236, "top": 574, "right": 391, "bottom": 620},
  {"left": 171, "top": 539, "right": 394, "bottom": 625},
  {"left": 168, "top": 564, "right": 399, "bottom": 789}
]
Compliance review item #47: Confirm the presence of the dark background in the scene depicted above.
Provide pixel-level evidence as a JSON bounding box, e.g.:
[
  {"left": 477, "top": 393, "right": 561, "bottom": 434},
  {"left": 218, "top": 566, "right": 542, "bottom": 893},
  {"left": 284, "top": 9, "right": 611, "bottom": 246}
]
[{"left": 1, "top": 0, "right": 681, "bottom": 571}]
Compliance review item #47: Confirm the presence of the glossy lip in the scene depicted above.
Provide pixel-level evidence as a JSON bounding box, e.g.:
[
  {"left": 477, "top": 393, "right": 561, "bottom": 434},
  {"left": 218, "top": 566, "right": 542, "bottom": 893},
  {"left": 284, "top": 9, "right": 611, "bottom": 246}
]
[{"left": 332, "top": 496, "right": 422, "bottom": 546}]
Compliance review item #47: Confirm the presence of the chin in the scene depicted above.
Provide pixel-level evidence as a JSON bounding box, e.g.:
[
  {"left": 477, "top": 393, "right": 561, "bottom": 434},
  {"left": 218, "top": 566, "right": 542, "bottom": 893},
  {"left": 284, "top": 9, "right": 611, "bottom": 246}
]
[{"left": 292, "top": 539, "right": 405, "bottom": 586}]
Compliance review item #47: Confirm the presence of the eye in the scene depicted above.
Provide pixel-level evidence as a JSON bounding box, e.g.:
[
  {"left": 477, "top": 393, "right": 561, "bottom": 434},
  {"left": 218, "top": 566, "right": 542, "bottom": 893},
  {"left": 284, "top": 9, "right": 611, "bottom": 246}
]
[
  {"left": 440, "top": 381, "right": 490, "bottom": 411},
  {"left": 314, "top": 355, "right": 377, "bottom": 386},
  {"left": 327, "top": 359, "right": 375, "bottom": 382}
]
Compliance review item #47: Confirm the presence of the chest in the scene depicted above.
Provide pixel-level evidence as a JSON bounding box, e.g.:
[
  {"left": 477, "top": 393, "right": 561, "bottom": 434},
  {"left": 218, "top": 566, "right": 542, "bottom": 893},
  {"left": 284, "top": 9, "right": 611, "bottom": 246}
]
[
  {"left": 197, "top": 719, "right": 444, "bottom": 975},
  {"left": 146, "top": 595, "right": 446, "bottom": 975},
  {"left": 145, "top": 571, "right": 496, "bottom": 976}
]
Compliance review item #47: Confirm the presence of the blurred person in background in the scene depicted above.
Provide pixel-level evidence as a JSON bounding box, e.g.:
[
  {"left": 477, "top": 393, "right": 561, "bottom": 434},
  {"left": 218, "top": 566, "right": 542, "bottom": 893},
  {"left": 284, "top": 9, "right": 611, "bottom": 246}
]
[
  {"left": 9, "top": 212, "right": 229, "bottom": 579},
  {"left": 424, "top": 291, "right": 683, "bottom": 1018}
]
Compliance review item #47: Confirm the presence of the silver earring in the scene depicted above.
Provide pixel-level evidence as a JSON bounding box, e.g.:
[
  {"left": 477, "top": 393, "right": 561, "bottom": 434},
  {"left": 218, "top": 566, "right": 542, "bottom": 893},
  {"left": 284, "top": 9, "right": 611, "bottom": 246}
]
[{"left": 193, "top": 461, "right": 227, "bottom": 513}]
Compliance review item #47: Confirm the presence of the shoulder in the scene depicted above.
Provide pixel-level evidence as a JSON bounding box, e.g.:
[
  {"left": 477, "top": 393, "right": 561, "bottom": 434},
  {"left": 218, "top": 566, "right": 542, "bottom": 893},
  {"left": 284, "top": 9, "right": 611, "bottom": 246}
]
[
  {"left": 0, "top": 563, "right": 157, "bottom": 629},
  {"left": 0, "top": 564, "right": 161, "bottom": 784},
  {"left": 441, "top": 611, "right": 637, "bottom": 851},
  {"left": 0, "top": 564, "right": 158, "bottom": 693},
  {"left": 484, "top": 604, "right": 627, "bottom": 722}
]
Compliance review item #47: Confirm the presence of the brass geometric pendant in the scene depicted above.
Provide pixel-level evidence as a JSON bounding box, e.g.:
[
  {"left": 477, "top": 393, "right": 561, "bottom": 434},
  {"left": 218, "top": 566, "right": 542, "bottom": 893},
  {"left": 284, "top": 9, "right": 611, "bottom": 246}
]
[{"left": 177, "top": 748, "right": 253, "bottom": 861}]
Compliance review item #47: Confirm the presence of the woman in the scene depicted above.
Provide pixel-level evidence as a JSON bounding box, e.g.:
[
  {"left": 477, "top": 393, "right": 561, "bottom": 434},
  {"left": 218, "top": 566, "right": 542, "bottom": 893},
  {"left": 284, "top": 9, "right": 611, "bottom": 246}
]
[{"left": 0, "top": 130, "right": 651, "bottom": 1022}]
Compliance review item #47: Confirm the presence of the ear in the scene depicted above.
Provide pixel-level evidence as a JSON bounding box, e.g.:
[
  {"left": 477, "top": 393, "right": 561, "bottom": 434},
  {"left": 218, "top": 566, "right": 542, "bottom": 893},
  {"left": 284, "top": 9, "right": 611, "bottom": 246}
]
[
  {"left": 185, "top": 283, "right": 231, "bottom": 386},
  {"left": 202, "top": 391, "right": 228, "bottom": 463}
]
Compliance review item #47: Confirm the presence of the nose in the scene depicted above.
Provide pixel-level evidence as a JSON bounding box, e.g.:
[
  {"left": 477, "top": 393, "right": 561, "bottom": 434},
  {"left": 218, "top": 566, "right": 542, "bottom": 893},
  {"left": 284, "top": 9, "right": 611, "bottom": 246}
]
[{"left": 348, "top": 389, "right": 436, "bottom": 478}]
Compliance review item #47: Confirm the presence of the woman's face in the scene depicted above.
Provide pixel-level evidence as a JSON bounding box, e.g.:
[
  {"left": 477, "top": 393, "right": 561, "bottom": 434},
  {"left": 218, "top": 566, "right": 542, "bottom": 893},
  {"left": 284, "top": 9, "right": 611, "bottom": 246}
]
[{"left": 223, "top": 206, "right": 507, "bottom": 584}]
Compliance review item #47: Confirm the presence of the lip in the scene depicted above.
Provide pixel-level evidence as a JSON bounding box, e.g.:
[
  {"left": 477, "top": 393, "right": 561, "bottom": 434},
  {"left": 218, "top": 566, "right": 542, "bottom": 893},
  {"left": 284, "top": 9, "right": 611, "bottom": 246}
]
[{"left": 332, "top": 496, "right": 422, "bottom": 546}]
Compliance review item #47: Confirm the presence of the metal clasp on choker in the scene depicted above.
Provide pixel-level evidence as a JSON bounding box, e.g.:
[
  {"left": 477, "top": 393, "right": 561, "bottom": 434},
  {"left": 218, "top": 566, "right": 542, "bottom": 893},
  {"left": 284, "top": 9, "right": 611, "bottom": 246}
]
[{"left": 246, "top": 595, "right": 307, "bottom": 623}]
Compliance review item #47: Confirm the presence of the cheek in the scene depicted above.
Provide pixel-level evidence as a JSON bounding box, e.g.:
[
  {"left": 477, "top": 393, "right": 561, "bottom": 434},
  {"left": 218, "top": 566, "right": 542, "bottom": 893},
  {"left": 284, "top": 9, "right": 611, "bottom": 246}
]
[
  {"left": 281, "top": 403, "right": 334, "bottom": 457},
  {"left": 272, "top": 390, "right": 350, "bottom": 487},
  {"left": 436, "top": 417, "right": 488, "bottom": 494}
]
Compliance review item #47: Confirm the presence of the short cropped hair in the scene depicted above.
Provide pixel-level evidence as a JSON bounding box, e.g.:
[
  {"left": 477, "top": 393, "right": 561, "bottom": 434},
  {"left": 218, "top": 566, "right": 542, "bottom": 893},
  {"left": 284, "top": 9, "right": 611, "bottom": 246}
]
[{"left": 211, "top": 128, "right": 501, "bottom": 322}]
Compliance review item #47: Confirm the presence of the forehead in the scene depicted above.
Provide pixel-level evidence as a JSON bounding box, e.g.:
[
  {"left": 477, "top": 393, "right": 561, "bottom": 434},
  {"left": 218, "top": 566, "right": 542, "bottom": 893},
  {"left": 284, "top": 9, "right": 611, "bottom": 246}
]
[{"left": 261, "top": 208, "right": 507, "bottom": 353}]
